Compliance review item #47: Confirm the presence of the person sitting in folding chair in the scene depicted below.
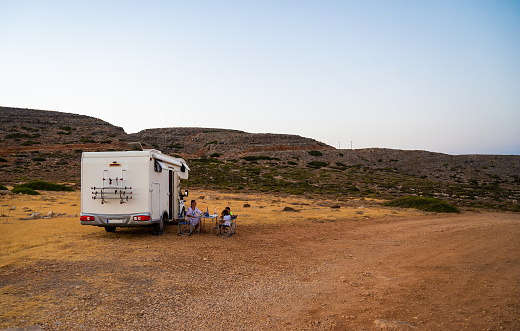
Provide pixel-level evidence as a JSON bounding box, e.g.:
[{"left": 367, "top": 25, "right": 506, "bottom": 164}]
[
  {"left": 225, "top": 206, "right": 232, "bottom": 216},
  {"left": 186, "top": 199, "right": 202, "bottom": 234},
  {"left": 218, "top": 208, "right": 236, "bottom": 237}
]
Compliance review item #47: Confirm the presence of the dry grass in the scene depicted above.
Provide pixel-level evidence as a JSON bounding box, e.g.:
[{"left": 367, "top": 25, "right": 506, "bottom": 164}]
[
  {"left": 0, "top": 190, "right": 420, "bottom": 270},
  {"left": 1, "top": 191, "right": 519, "bottom": 330}
]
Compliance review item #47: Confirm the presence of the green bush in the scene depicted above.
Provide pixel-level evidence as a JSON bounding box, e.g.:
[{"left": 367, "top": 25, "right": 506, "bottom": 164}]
[
  {"left": 190, "top": 157, "right": 223, "bottom": 164},
  {"left": 288, "top": 161, "right": 298, "bottom": 165},
  {"left": 15, "top": 181, "right": 74, "bottom": 192},
  {"left": 5, "top": 133, "right": 29, "bottom": 139},
  {"left": 210, "top": 153, "right": 222, "bottom": 158},
  {"left": 308, "top": 150, "right": 323, "bottom": 157},
  {"left": 242, "top": 156, "right": 277, "bottom": 162},
  {"left": 167, "top": 142, "right": 184, "bottom": 149},
  {"left": 32, "top": 157, "right": 46, "bottom": 162},
  {"left": 306, "top": 161, "right": 328, "bottom": 169},
  {"left": 21, "top": 140, "right": 40, "bottom": 146},
  {"left": 11, "top": 187, "right": 40, "bottom": 195},
  {"left": 385, "top": 196, "right": 460, "bottom": 213},
  {"left": 80, "top": 137, "right": 96, "bottom": 143},
  {"left": 0, "top": 157, "right": 7, "bottom": 162},
  {"left": 0, "top": 184, "right": 8, "bottom": 191}
]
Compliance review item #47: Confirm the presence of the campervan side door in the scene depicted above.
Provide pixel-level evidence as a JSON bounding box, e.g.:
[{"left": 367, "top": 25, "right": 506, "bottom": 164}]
[{"left": 151, "top": 182, "right": 160, "bottom": 220}]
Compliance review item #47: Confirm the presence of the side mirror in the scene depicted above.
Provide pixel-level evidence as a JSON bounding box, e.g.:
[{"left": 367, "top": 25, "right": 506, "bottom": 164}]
[{"left": 184, "top": 190, "right": 189, "bottom": 197}]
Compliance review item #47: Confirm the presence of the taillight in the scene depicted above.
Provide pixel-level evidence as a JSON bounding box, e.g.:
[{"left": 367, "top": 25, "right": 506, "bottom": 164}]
[
  {"left": 80, "top": 215, "right": 95, "bottom": 221},
  {"left": 133, "top": 215, "right": 150, "bottom": 221}
]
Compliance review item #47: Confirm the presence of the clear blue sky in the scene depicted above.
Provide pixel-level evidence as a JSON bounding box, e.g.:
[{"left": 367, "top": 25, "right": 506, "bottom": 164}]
[{"left": 1, "top": 1, "right": 519, "bottom": 155}]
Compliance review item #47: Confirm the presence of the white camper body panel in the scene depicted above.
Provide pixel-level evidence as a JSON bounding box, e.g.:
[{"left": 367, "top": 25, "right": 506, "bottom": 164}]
[{"left": 80, "top": 150, "right": 189, "bottom": 231}]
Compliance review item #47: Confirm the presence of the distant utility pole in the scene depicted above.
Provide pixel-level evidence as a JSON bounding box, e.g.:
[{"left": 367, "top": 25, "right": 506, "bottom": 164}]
[{"left": 338, "top": 141, "right": 341, "bottom": 149}]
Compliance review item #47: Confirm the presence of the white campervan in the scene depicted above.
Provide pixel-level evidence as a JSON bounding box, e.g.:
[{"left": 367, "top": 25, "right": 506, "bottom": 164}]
[{"left": 80, "top": 144, "right": 189, "bottom": 234}]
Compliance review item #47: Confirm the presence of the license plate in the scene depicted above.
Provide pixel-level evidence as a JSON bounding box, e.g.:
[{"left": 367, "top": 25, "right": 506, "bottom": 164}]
[{"left": 107, "top": 219, "right": 125, "bottom": 224}]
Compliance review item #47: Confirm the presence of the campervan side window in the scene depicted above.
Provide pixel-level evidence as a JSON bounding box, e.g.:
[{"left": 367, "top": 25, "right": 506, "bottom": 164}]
[{"left": 154, "top": 160, "right": 166, "bottom": 173}]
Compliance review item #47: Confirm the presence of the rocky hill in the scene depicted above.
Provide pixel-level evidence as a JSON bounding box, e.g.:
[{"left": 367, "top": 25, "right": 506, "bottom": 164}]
[
  {"left": 130, "top": 127, "right": 331, "bottom": 156},
  {"left": 1, "top": 107, "right": 519, "bottom": 211}
]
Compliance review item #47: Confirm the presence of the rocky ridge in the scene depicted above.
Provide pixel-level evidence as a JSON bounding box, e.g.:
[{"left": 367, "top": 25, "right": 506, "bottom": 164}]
[
  {"left": 1, "top": 107, "right": 519, "bottom": 210},
  {"left": 130, "top": 127, "right": 332, "bottom": 156}
]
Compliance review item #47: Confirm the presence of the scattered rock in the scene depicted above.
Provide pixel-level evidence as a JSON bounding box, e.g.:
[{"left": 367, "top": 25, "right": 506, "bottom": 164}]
[
  {"left": 283, "top": 206, "right": 298, "bottom": 212},
  {"left": 29, "top": 212, "right": 39, "bottom": 219},
  {"left": 0, "top": 190, "right": 13, "bottom": 195},
  {"left": 374, "top": 319, "right": 415, "bottom": 329},
  {"left": 330, "top": 205, "right": 341, "bottom": 209},
  {"left": 243, "top": 203, "right": 251, "bottom": 208}
]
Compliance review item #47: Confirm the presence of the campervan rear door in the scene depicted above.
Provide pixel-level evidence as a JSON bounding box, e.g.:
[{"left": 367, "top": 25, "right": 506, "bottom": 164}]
[{"left": 81, "top": 151, "right": 149, "bottom": 215}]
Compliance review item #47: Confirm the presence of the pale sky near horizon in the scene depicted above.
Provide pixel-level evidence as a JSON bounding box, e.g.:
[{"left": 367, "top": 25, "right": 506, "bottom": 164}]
[{"left": 1, "top": 1, "right": 519, "bottom": 155}]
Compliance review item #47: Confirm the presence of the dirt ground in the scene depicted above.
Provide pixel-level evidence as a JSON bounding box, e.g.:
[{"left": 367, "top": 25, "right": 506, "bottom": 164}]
[{"left": 0, "top": 190, "right": 519, "bottom": 330}]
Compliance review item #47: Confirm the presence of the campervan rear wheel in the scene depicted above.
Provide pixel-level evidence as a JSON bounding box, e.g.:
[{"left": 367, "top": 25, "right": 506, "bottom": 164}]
[
  {"left": 105, "top": 226, "right": 116, "bottom": 232},
  {"left": 154, "top": 215, "right": 165, "bottom": 233}
]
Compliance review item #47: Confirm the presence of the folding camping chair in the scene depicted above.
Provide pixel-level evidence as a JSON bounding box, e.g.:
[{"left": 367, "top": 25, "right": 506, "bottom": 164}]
[
  {"left": 217, "top": 215, "right": 237, "bottom": 237},
  {"left": 177, "top": 208, "right": 198, "bottom": 236},
  {"left": 177, "top": 216, "right": 193, "bottom": 236}
]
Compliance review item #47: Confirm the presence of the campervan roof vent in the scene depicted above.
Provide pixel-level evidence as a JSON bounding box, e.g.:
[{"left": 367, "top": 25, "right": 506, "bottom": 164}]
[{"left": 128, "top": 142, "right": 143, "bottom": 151}]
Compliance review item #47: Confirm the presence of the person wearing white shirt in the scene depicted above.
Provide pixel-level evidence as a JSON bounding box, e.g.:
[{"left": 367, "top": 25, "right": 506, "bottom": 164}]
[
  {"left": 186, "top": 200, "right": 202, "bottom": 233},
  {"left": 219, "top": 208, "right": 232, "bottom": 226}
]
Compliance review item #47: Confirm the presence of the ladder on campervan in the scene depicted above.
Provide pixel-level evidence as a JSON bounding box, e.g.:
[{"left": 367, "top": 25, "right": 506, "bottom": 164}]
[{"left": 91, "top": 168, "right": 133, "bottom": 204}]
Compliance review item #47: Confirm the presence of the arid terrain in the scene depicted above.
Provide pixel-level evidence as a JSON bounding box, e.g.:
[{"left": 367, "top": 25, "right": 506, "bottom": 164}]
[{"left": 1, "top": 190, "right": 519, "bottom": 330}]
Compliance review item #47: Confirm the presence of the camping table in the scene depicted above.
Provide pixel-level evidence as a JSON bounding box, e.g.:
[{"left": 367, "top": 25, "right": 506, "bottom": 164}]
[{"left": 200, "top": 214, "right": 218, "bottom": 235}]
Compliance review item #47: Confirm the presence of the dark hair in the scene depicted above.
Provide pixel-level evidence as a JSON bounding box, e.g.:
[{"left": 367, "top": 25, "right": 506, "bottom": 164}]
[
  {"left": 222, "top": 209, "right": 229, "bottom": 216},
  {"left": 191, "top": 200, "right": 196, "bottom": 205},
  {"left": 225, "top": 206, "right": 230, "bottom": 211}
]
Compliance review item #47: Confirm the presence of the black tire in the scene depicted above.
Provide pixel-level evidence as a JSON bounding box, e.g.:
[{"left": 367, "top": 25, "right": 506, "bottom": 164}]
[
  {"left": 105, "top": 226, "right": 116, "bottom": 233},
  {"left": 153, "top": 215, "right": 165, "bottom": 234}
]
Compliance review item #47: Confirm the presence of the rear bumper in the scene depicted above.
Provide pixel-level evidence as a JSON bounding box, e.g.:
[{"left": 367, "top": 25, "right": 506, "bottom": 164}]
[{"left": 80, "top": 213, "right": 157, "bottom": 227}]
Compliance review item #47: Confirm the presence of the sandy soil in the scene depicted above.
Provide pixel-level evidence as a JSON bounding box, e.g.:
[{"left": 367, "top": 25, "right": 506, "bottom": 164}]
[{"left": 0, "top": 190, "right": 519, "bottom": 330}]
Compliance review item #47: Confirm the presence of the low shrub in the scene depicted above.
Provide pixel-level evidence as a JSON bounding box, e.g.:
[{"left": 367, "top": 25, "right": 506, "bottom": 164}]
[
  {"left": 308, "top": 150, "right": 323, "bottom": 157},
  {"left": 189, "top": 157, "right": 223, "bottom": 164},
  {"left": 5, "top": 133, "right": 29, "bottom": 139},
  {"left": 21, "top": 140, "right": 40, "bottom": 146},
  {"left": 385, "top": 196, "right": 460, "bottom": 213},
  {"left": 306, "top": 161, "right": 328, "bottom": 169},
  {"left": 11, "top": 187, "right": 40, "bottom": 195},
  {"left": 15, "top": 181, "right": 74, "bottom": 192},
  {"left": 0, "top": 184, "right": 8, "bottom": 191},
  {"left": 242, "top": 156, "right": 278, "bottom": 162},
  {"left": 167, "top": 142, "right": 184, "bottom": 149}
]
